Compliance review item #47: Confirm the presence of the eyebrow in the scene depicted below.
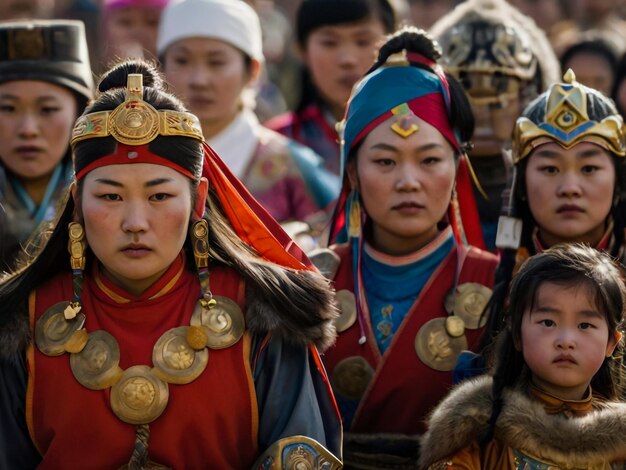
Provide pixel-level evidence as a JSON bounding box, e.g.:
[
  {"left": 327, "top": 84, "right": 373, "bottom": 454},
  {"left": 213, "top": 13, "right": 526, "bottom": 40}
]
[
  {"left": 532, "top": 305, "right": 604, "bottom": 318},
  {"left": 532, "top": 148, "right": 606, "bottom": 159},
  {"left": 169, "top": 45, "right": 227, "bottom": 57},
  {"left": 0, "top": 93, "right": 62, "bottom": 102},
  {"left": 93, "top": 177, "right": 174, "bottom": 188},
  {"left": 368, "top": 142, "right": 445, "bottom": 153}
]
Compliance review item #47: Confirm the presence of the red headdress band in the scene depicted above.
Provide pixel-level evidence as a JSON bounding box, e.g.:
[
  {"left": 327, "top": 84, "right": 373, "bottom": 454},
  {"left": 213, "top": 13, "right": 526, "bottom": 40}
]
[{"left": 75, "top": 143, "right": 195, "bottom": 181}]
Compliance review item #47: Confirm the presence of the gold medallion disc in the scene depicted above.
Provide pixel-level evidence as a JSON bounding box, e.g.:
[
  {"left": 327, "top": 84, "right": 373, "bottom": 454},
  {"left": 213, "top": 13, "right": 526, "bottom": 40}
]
[
  {"left": 152, "top": 326, "right": 209, "bottom": 384},
  {"left": 110, "top": 365, "right": 169, "bottom": 425},
  {"left": 415, "top": 318, "right": 468, "bottom": 371},
  {"left": 335, "top": 290, "right": 357, "bottom": 333},
  {"left": 453, "top": 283, "right": 492, "bottom": 329},
  {"left": 35, "top": 302, "right": 86, "bottom": 356},
  {"left": 331, "top": 356, "right": 374, "bottom": 400},
  {"left": 70, "top": 330, "right": 122, "bottom": 390},
  {"left": 190, "top": 296, "right": 245, "bottom": 349},
  {"left": 445, "top": 316, "right": 466, "bottom": 338}
]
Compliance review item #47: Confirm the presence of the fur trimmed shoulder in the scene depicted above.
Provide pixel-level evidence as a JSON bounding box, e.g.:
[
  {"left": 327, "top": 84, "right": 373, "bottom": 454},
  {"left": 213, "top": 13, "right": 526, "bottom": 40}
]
[
  {"left": 420, "top": 375, "right": 626, "bottom": 468},
  {"left": 419, "top": 376, "right": 493, "bottom": 468},
  {"left": 245, "top": 267, "right": 339, "bottom": 352}
]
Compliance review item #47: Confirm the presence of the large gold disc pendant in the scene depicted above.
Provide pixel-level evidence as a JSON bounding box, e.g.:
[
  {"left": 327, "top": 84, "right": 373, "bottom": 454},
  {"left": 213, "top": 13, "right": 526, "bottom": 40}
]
[
  {"left": 331, "top": 356, "right": 374, "bottom": 400},
  {"left": 334, "top": 290, "right": 357, "bottom": 333},
  {"left": 152, "top": 326, "right": 209, "bottom": 384},
  {"left": 110, "top": 365, "right": 169, "bottom": 425},
  {"left": 452, "top": 283, "right": 492, "bottom": 329},
  {"left": 414, "top": 318, "right": 468, "bottom": 371},
  {"left": 35, "top": 302, "right": 86, "bottom": 356},
  {"left": 70, "top": 330, "right": 123, "bottom": 390},
  {"left": 190, "top": 296, "right": 245, "bottom": 349}
]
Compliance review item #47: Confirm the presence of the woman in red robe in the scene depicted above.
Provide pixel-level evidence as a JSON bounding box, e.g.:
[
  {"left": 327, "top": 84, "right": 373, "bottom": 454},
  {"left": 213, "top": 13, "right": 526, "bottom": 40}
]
[
  {"left": 316, "top": 27, "right": 498, "bottom": 467},
  {"left": 0, "top": 59, "right": 341, "bottom": 469}
]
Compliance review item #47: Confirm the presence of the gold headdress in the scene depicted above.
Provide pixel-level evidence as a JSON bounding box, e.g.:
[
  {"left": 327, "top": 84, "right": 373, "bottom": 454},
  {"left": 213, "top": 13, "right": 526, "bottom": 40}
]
[
  {"left": 70, "top": 74, "right": 204, "bottom": 147},
  {"left": 512, "top": 69, "right": 626, "bottom": 164}
]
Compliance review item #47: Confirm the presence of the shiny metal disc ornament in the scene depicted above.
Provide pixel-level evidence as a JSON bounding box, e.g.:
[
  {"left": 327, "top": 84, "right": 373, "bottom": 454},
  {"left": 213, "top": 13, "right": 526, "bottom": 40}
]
[
  {"left": 335, "top": 290, "right": 357, "bottom": 333},
  {"left": 415, "top": 318, "right": 468, "bottom": 371},
  {"left": 110, "top": 365, "right": 169, "bottom": 425},
  {"left": 445, "top": 315, "right": 465, "bottom": 338},
  {"left": 452, "top": 283, "right": 492, "bottom": 329},
  {"left": 190, "top": 296, "right": 245, "bottom": 349},
  {"left": 70, "top": 330, "right": 122, "bottom": 390},
  {"left": 35, "top": 302, "right": 86, "bottom": 356},
  {"left": 331, "top": 356, "right": 374, "bottom": 400},
  {"left": 152, "top": 326, "right": 209, "bottom": 384}
]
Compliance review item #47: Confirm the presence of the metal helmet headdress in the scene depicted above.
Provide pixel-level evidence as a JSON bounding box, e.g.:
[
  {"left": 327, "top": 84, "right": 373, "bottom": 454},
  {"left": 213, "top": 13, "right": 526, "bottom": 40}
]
[
  {"left": 71, "top": 73, "right": 204, "bottom": 180},
  {"left": 512, "top": 69, "right": 626, "bottom": 164},
  {"left": 430, "top": 0, "right": 560, "bottom": 104}
]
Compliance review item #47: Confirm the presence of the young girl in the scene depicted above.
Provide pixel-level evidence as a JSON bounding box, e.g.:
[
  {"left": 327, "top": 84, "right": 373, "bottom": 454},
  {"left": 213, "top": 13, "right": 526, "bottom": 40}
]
[
  {"left": 266, "top": 0, "right": 396, "bottom": 175},
  {"left": 0, "top": 20, "right": 92, "bottom": 267},
  {"left": 157, "top": 0, "right": 339, "bottom": 227},
  {"left": 0, "top": 60, "right": 341, "bottom": 468},
  {"left": 316, "top": 27, "right": 498, "bottom": 466},
  {"left": 420, "top": 244, "right": 626, "bottom": 469}
]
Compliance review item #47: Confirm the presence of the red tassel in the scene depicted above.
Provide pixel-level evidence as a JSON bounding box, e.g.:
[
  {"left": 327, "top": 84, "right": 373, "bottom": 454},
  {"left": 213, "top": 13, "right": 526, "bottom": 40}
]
[{"left": 455, "top": 156, "right": 486, "bottom": 250}]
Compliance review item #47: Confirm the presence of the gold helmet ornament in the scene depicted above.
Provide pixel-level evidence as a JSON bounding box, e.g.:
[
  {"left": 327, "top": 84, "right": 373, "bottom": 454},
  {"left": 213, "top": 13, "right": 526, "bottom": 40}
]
[
  {"left": 71, "top": 74, "right": 204, "bottom": 148},
  {"left": 512, "top": 69, "right": 626, "bottom": 164}
]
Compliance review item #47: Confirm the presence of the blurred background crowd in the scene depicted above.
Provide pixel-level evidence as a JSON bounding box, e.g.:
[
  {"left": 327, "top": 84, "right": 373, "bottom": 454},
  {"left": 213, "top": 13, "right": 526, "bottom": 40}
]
[{"left": 2, "top": 0, "right": 625, "bottom": 122}]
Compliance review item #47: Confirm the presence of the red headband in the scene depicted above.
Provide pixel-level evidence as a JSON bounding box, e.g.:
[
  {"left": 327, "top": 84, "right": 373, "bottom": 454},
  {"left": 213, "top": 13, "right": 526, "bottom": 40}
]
[{"left": 75, "top": 143, "right": 196, "bottom": 181}]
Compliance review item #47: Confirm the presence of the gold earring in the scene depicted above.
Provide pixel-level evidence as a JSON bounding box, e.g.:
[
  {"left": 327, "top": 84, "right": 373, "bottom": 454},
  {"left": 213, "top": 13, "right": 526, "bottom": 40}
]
[
  {"left": 347, "top": 191, "right": 362, "bottom": 239},
  {"left": 191, "top": 219, "right": 209, "bottom": 269},
  {"left": 65, "top": 222, "right": 86, "bottom": 320}
]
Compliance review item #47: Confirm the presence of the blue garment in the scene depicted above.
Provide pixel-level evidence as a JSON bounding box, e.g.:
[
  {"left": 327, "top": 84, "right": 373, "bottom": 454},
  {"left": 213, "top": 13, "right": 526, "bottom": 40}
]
[{"left": 361, "top": 232, "right": 454, "bottom": 353}]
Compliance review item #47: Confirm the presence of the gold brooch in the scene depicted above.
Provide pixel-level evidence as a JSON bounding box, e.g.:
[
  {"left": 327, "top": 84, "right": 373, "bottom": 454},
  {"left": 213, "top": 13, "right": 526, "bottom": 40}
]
[{"left": 71, "top": 74, "right": 204, "bottom": 147}]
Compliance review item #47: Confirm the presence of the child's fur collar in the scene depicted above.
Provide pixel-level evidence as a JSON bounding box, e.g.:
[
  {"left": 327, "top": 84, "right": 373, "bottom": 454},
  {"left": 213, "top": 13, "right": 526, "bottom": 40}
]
[{"left": 419, "top": 375, "right": 626, "bottom": 469}]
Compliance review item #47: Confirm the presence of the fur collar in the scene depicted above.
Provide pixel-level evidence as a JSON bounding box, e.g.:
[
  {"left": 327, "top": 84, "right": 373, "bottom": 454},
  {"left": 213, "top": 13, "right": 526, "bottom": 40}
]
[
  {"left": 245, "top": 267, "right": 338, "bottom": 351},
  {"left": 419, "top": 375, "right": 626, "bottom": 469},
  {"left": 0, "top": 267, "right": 338, "bottom": 359}
]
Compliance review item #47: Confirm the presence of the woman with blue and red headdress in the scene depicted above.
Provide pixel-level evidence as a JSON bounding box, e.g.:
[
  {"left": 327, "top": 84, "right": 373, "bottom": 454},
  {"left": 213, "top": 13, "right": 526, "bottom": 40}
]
[{"left": 315, "top": 27, "right": 498, "bottom": 466}]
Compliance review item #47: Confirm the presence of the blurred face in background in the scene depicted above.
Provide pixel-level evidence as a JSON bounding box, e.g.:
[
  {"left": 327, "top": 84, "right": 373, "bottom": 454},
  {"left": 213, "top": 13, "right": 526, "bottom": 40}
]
[
  {"left": 302, "top": 17, "right": 386, "bottom": 120},
  {"left": 161, "top": 37, "right": 260, "bottom": 139},
  {"left": 462, "top": 73, "right": 523, "bottom": 156},
  {"left": 409, "top": 0, "right": 456, "bottom": 30},
  {"left": 0, "top": 0, "right": 53, "bottom": 19},
  {"left": 0, "top": 80, "right": 77, "bottom": 184},
  {"left": 104, "top": 5, "right": 164, "bottom": 60},
  {"left": 562, "top": 52, "right": 615, "bottom": 96},
  {"left": 507, "top": 0, "right": 564, "bottom": 32},
  {"left": 573, "top": 0, "right": 623, "bottom": 22}
]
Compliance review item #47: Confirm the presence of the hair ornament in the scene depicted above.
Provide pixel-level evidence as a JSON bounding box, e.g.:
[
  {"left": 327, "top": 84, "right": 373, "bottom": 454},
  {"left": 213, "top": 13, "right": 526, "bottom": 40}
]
[{"left": 70, "top": 74, "right": 204, "bottom": 147}]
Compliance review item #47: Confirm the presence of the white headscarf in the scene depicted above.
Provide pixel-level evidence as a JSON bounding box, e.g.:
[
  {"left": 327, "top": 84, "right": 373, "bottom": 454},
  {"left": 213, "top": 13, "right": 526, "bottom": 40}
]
[{"left": 157, "top": 0, "right": 264, "bottom": 62}]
